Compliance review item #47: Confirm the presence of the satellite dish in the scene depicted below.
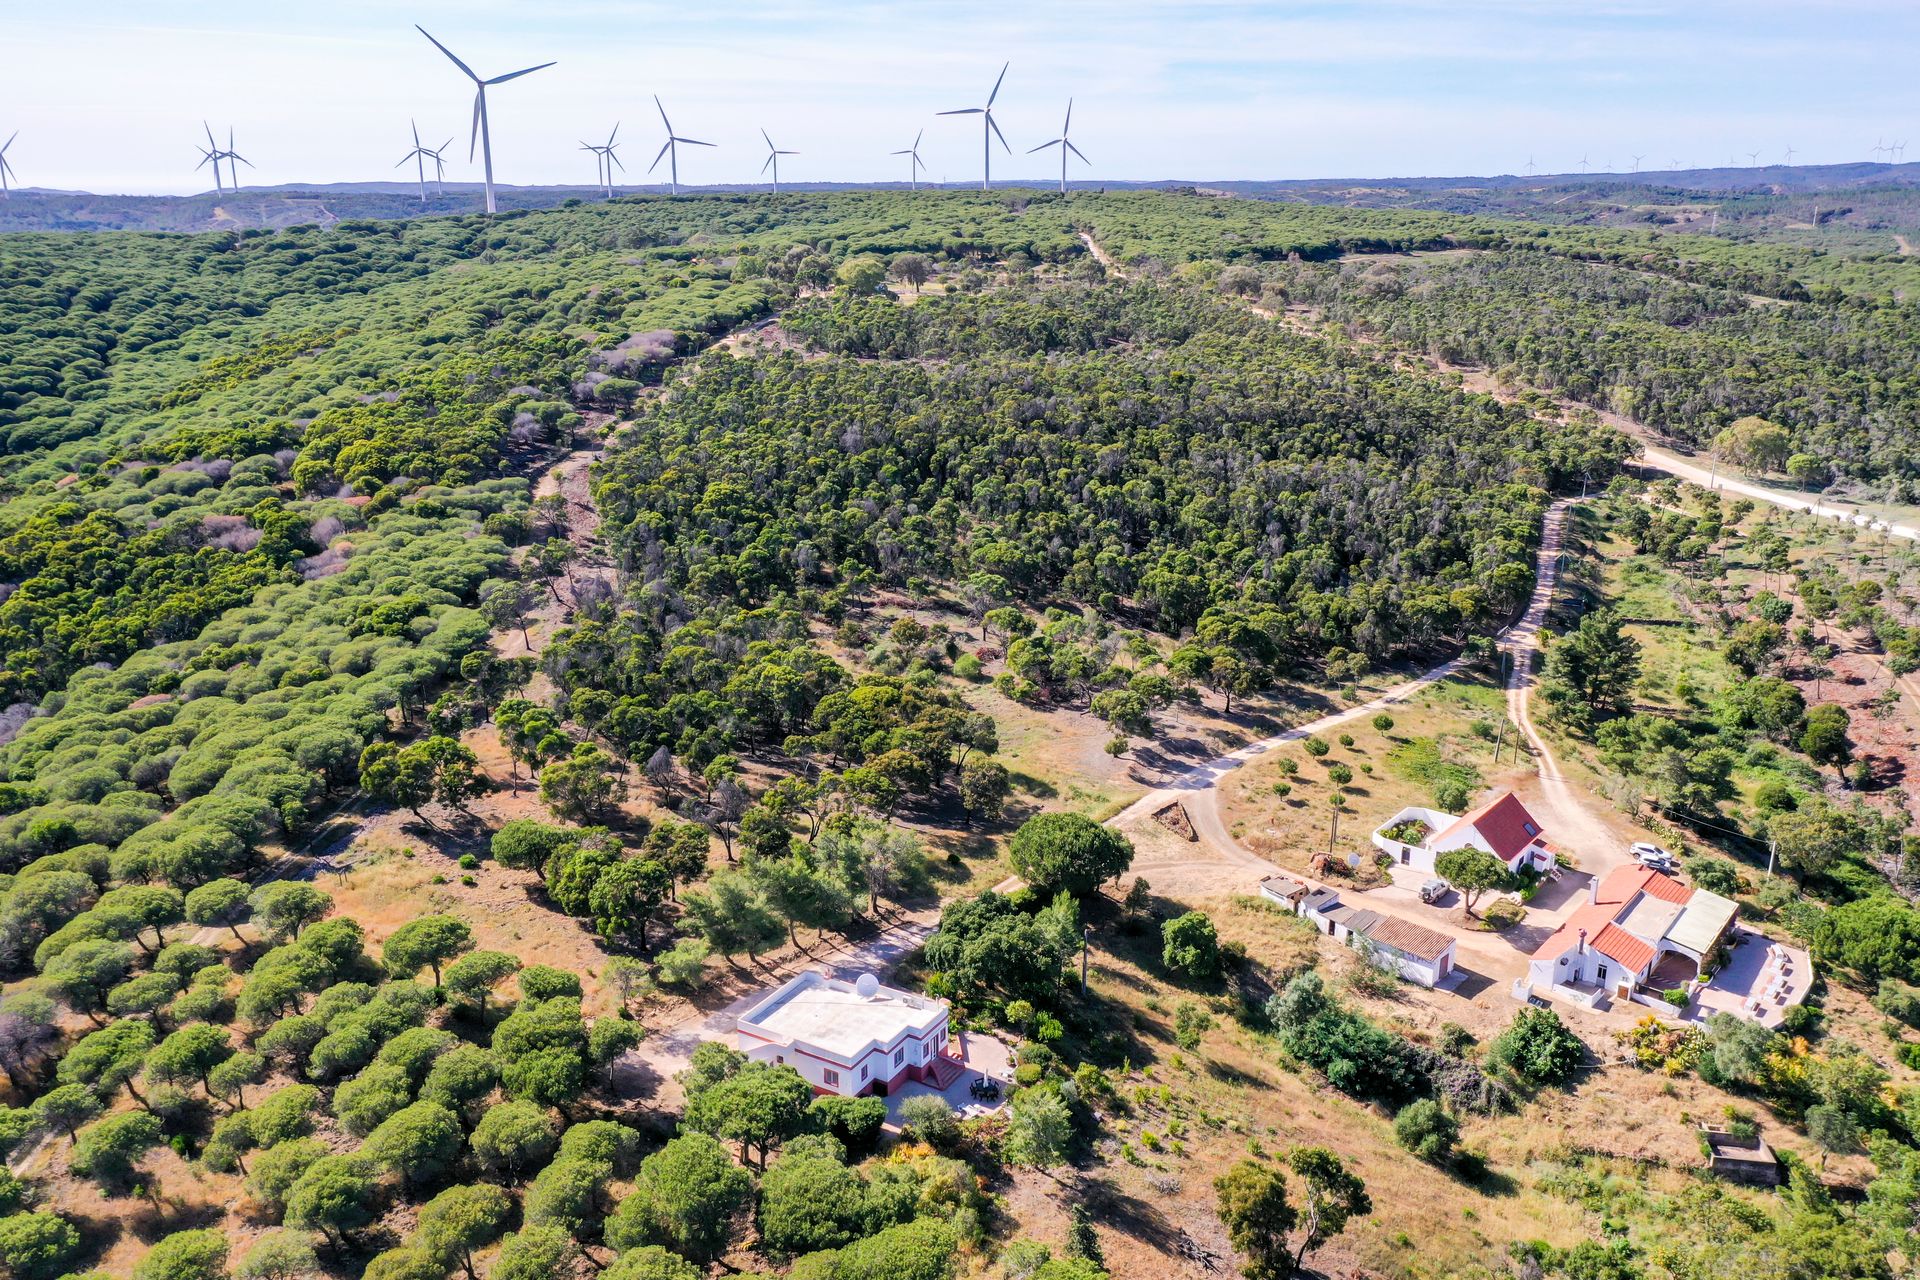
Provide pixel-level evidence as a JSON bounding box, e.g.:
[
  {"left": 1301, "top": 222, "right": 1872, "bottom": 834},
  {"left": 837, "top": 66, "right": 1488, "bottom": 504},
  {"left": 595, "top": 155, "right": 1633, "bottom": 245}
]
[
  {"left": 854, "top": 973, "right": 880, "bottom": 999},
  {"left": 1344, "top": 852, "right": 1362, "bottom": 870}
]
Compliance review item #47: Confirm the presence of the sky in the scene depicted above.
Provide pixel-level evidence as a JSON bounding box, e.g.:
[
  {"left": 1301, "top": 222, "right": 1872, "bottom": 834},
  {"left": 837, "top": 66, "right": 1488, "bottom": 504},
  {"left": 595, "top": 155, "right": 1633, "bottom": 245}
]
[{"left": 6, "top": 1, "right": 1917, "bottom": 195}]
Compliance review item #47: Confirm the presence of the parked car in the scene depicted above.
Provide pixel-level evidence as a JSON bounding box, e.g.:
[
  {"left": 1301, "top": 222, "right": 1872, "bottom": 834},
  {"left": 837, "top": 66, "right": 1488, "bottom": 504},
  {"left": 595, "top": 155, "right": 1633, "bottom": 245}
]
[
  {"left": 1419, "top": 878, "right": 1450, "bottom": 904},
  {"left": 1631, "top": 842, "right": 1677, "bottom": 872}
]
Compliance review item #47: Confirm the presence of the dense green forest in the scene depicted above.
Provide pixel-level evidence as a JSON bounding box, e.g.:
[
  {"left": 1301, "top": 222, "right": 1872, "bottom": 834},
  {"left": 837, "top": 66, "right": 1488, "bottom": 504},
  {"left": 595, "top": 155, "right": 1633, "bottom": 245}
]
[
  {"left": 0, "top": 190, "right": 1917, "bottom": 1280},
  {"left": 1271, "top": 251, "right": 1920, "bottom": 485}
]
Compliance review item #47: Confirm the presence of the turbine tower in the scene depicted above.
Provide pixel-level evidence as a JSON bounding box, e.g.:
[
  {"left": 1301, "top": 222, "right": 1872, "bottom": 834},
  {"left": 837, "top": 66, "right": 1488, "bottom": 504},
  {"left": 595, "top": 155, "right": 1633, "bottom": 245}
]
[
  {"left": 195, "top": 121, "right": 227, "bottom": 194},
  {"left": 0, "top": 132, "right": 17, "bottom": 198},
  {"left": 760, "top": 129, "right": 797, "bottom": 192},
  {"left": 648, "top": 97, "right": 713, "bottom": 196},
  {"left": 890, "top": 129, "right": 927, "bottom": 189},
  {"left": 1027, "top": 99, "right": 1087, "bottom": 195},
  {"left": 416, "top": 25, "right": 555, "bottom": 214},
  {"left": 396, "top": 120, "right": 440, "bottom": 204},
  {"left": 939, "top": 61, "right": 1011, "bottom": 190},
  {"left": 581, "top": 123, "right": 622, "bottom": 198}
]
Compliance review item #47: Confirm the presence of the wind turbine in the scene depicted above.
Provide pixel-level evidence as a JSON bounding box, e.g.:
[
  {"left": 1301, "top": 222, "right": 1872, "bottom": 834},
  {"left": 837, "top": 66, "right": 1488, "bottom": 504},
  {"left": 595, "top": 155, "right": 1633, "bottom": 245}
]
[
  {"left": 760, "top": 129, "right": 797, "bottom": 191},
  {"left": 416, "top": 25, "right": 555, "bottom": 214},
  {"left": 581, "top": 123, "right": 622, "bottom": 198},
  {"left": 1631, "top": 154, "right": 1645, "bottom": 173},
  {"left": 1524, "top": 155, "right": 1536, "bottom": 176},
  {"left": 648, "top": 97, "right": 713, "bottom": 196},
  {"left": 1784, "top": 144, "right": 1796, "bottom": 165},
  {"left": 939, "top": 61, "right": 1011, "bottom": 190},
  {"left": 225, "top": 128, "right": 254, "bottom": 190},
  {"left": 890, "top": 128, "right": 928, "bottom": 189},
  {"left": 396, "top": 120, "right": 439, "bottom": 203},
  {"left": 1578, "top": 153, "right": 1590, "bottom": 173},
  {"left": 1027, "top": 99, "right": 1087, "bottom": 195},
  {"left": 196, "top": 121, "right": 226, "bottom": 194},
  {"left": 1747, "top": 149, "right": 1760, "bottom": 167},
  {"left": 0, "top": 132, "right": 17, "bottom": 198},
  {"left": 421, "top": 136, "right": 452, "bottom": 194}
]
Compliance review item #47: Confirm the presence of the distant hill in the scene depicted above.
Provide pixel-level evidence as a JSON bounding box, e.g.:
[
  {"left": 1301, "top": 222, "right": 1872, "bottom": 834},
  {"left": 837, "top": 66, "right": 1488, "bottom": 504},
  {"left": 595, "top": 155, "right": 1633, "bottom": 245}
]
[{"left": 3, "top": 163, "right": 1917, "bottom": 237}]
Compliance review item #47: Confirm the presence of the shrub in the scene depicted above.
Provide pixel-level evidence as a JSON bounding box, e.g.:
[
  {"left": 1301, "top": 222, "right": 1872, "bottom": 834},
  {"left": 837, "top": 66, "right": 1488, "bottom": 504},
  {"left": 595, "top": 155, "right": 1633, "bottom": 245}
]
[
  {"left": 1393, "top": 1099, "right": 1458, "bottom": 1163},
  {"left": 1488, "top": 1007, "right": 1585, "bottom": 1088},
  {"left": 1161, "top": 911, "right": 1220, "bottom": 980}
]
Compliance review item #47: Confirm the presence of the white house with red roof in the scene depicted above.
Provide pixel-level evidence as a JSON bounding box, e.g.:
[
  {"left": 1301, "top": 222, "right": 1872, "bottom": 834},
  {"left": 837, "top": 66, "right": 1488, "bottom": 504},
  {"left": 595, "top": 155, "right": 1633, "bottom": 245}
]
[
  {"left": 1526, "top": 863, "right": 1739, "bottom": 1007},
  {"left": 734, "top": 971, "right": 962, "bottom": 1097},
  {"left": 1371, "top": 791, "right": 1555, "bottom": 877}
]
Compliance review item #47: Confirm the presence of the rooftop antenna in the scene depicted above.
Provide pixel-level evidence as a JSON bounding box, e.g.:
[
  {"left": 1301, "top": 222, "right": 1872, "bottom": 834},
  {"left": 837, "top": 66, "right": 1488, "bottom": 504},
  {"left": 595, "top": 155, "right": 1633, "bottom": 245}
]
[
  {"left": 0, "top": 132, "right": 17, "bottom": 198},
  {"left": 939, "top": 61, "right": 1011, "bottom": 190},
  {"left": 759, "top": 129, "right": 797, "bottom": 192},
  {"left": 396, "top": 120, "right": 438, "bottom": 204},
  {"left": 890, "top": 128, "right": 927, "bottom": 190},
  {"left": 1027, "top": 99, "right": 1087, "bottom": 195},
  {"left": 648, "top": 96, "right": 713, "bottom": 196},
  {"left": 580, "top": 122, "right": 621, "bottom": 198},
  {"left": 416, "top": 25, "right": 555, "bottom": 214}
]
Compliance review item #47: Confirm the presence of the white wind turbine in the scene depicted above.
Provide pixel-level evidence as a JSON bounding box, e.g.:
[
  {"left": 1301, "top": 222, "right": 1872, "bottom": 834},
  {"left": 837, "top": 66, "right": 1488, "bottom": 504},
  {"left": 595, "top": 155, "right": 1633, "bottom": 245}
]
[
  {"left": 1027, "top": 99, "right": 1088, "bottom": 195},
  {"left": 396, "top": 120, "right": 448, "bottom": 204},
  {"left": 760, "top": 129, "right": 797, "bottom": 192},
  {"left": 581, "top": 123, "right": 622, "bottom": 198},
  {"left": 0, "top": 132, "right": 17, "bottom": 198},
  {"left": 195, "top": 121, "right": 227, "bottom": 194},
  {"left": 648, "top": 96, "right": 713, "bottom": 196},
  {"left": 939, "top": 62, "right": 1011, "bottom": 190},
  {"left": 416, "top": 25, "right": 555, "bottom": 214},
  {"left": 890, "top": 128, "right": 928, "bottom": 189},
  {"left": 225, "top": 128, "right": 254, "bottom": 190}
]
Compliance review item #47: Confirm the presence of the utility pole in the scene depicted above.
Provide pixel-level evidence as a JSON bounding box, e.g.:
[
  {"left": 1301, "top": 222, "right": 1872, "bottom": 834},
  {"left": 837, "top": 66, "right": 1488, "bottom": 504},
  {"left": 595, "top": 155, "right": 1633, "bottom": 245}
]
[
  {"left": 1765, "top": 836, "right": 1777, "bottom": 880},
  {"left": 1080, "top": 926, "right": 1092, "bottom": 995}
]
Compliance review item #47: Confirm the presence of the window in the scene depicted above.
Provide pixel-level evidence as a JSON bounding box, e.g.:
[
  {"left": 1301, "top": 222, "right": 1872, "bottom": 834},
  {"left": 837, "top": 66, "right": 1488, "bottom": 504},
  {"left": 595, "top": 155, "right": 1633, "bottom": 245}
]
[
  {"left": 1522, "top": 821, "right": 1539, "bottom": 837},
  {"left": 1596, "top": 965, "right": 1608, "bottom": 984},
  {"left": 823, "top": 1069, "right": 839, "bottom": 1087},
  {"left": 859, "top": 1064, "right": 868, "bottom": 1080}
]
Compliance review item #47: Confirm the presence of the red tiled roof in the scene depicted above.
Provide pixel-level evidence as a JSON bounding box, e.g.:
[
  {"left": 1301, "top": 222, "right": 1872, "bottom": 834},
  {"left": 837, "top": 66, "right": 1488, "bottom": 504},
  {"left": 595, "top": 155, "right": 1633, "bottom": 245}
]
[
  {"left": 1434, "top": 791, "right": 1545, "bottom": 863},
  {"left": 1532, "top": 864, "right": 1697, "bottom": 968},
  {"left": 1590, "top": 923, "right": 1656, "bottom": 974}
]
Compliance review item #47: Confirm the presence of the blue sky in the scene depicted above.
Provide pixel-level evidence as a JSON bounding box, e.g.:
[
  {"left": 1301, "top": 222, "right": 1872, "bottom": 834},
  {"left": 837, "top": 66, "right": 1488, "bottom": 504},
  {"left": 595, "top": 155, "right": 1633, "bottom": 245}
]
[{"left": 7, "top": 1, "right": 1915, "bottom": 193}]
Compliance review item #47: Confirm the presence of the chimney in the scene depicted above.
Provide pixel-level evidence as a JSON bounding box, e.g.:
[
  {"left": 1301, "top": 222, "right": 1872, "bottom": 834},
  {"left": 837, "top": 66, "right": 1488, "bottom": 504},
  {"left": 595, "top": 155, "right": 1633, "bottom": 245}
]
[
  {"left": 1589, "top": 877, "right": 1599, "bottom": 906},
  {"left": 1577, "top": 928, "right": 1587, "bottom": 955}
]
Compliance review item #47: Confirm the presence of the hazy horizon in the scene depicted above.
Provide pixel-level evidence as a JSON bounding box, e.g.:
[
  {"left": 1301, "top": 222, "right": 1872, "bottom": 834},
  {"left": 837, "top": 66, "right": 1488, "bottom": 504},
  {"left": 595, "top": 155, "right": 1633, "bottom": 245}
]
[{"left": 7, "top": 1, "right": 1916, "bottom": 196}]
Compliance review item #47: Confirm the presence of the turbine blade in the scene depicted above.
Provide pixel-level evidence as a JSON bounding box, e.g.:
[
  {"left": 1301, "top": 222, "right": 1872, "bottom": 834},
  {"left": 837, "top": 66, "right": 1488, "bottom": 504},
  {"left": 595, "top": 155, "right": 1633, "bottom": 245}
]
[
  {"left": 486, "top": 62, "right": 555, "bottom": 85},
  {"left": 1028, "top": 139, "right": 1061, "bottom": 153},
  {"left": 649, "top": 139, "right": 672, "bottom": 173},
  {"left": 196, "top": 153, "right": 213, "bottom": 171},
  {"left": 397, "top": 153, "right": 414, "bottom": 168},
  {"left": 1064, "top": 98, "right": 1072, "bottom": 134},
  {"left": 607, "top": 122, "right": 620, "bottom": 146},
  {"left": 762, "top": 127, "right": 773, "bottom": 150},
  {"left": 654, "top": 95, "right": 672, "bottom": 132},
  {"left": 938, "top": 108, "right": 982, "bottom": 116},
  {"left": 438, "top": 139, "right": 453, "bottom": 154},
  {"left": 3, "top": 131, "right": 16, "bottom": 152},
  {"left": 470, "top": 92, "right": 483, "bottom": 161},
  {"left": 890, "top": 149, "right": 912, "bottom": 155},
  {"left": 412, "top": 119, "right": 421, "bottom": 147},
  {"left": 205, "top": 120, "right": 218, "bottom": 149},
  {"left": 681, "top": 138, "right": 715, "bottom": 147},
  {"left": 1067, "top": 140, "right": 1089, "bottom": 164},
  {"left": 232, "top": 153, "right": 253, "bottom": 167},
  {"left": 779, "top": 150, "right": 797, "bottom": 155},
  {"left": 762, "top": 154, "right": 774, "bottom": 175},
  {"left": 610, "top": 152, "right": 625, "bottom": 172},
  {"left": 914, "top": 128, "right": 923, "bottom": 149},
  {"left": 988, "top": 61, "right": 1008, "bottom": 106},
  {"left": 415, "top": 26, "right": 479, "bottom": 81},
  {"left": 988, "top": 113, "right": 1010, "bottom": 152}
]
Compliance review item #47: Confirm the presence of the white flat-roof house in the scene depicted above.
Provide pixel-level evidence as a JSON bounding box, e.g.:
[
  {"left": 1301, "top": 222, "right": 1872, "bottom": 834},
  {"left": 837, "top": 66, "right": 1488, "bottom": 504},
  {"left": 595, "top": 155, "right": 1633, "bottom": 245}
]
[
  {"left": 735, "top": 971, "right": 961, "bottom": 1097},
  {"left": 1371, "top": 791, "right": 1555, "bottom": 877}
]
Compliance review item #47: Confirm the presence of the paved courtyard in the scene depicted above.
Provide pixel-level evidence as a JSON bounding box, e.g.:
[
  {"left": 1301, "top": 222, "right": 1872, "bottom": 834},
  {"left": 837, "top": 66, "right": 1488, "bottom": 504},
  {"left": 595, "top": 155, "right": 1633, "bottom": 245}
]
[
  {"left": 885, "top": 1028, "right": 1016, "bottom": 1126},
  {"left": 1689, "top": 929, "right": 1810, "bottom": 1028}
]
